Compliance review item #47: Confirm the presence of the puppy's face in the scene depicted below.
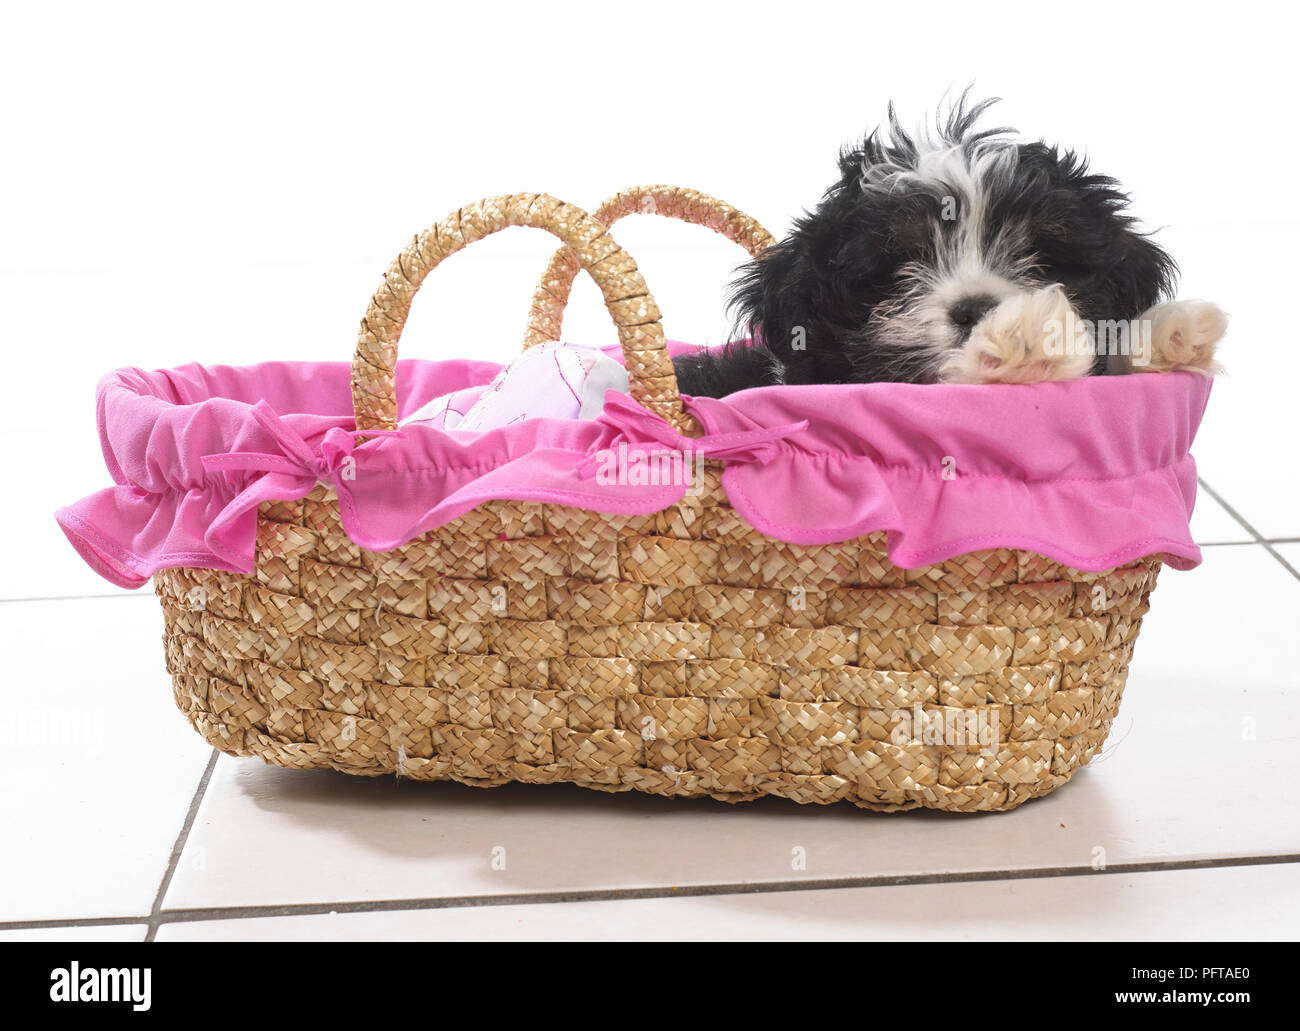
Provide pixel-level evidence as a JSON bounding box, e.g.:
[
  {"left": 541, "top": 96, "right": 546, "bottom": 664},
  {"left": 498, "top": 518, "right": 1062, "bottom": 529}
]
[{"left": 730, "top": 98, "right": 1178, "bottom": 384}]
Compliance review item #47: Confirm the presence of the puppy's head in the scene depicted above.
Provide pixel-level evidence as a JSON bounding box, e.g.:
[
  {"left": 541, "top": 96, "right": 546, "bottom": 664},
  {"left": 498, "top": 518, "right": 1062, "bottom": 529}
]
[{"left": 729, "top": 93, "right": 1178, "bottom": 383}]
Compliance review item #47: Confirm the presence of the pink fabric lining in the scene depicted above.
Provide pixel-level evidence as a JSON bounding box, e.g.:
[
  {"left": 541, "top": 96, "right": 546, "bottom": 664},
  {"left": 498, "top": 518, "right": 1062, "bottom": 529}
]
[{"left": 57, "top": 344, "right": 1211, "bottom": 589}]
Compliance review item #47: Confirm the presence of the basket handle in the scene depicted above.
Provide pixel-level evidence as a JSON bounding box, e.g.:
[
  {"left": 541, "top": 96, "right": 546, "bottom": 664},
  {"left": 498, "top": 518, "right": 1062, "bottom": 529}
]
[
  {"left": 522, "top": 185, "right": 776, "bottom": 349},
  {"left": 351, "top": 193, "right": 696, "bottom": 435}
]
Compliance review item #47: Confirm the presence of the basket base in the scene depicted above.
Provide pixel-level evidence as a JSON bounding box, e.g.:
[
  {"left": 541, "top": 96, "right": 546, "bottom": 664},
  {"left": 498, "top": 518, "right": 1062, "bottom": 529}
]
[
  {"left": 177, "top": 698, "right": 1118, "bottom": 813},
  {"left": 156, "top": 484, "right": 1156, "bottom": 815}
]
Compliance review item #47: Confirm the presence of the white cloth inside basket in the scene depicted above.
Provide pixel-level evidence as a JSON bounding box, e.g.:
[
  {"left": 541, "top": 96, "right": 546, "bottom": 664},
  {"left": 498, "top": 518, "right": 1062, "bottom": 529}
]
[{"left": 400, "top": 341, "right": 628, "bottom": 431}]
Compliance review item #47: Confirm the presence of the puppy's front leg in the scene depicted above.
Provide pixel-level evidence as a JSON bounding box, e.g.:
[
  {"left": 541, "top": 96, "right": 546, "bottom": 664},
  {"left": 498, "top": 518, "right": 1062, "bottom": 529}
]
[
  {"left": 1134, "top": 300, "right": 1227, "bottom": 375},
  {"left": 940, "top": 284, "right": 1094, "bottom": 384}
]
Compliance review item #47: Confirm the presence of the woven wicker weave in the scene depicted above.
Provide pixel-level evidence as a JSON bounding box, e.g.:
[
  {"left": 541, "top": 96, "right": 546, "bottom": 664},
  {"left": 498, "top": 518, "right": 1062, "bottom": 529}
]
[{"left": 157, "top": 190, "right": 1162, "bottom": 812}]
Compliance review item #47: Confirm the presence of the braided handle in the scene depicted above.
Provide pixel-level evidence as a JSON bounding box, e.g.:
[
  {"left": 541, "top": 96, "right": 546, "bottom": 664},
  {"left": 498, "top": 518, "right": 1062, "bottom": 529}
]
[
  {"left": 352, "top": 193, "right": 695, "bottom": 434},
  {"left": 522, "top": 185, "right": 776, "bottom": 349}
]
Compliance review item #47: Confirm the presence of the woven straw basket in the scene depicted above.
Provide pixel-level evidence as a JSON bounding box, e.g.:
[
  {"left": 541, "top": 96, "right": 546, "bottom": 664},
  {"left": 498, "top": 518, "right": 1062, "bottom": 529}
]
[{"left": 155, "top": 188, "right": 1161, "bottom": 813}]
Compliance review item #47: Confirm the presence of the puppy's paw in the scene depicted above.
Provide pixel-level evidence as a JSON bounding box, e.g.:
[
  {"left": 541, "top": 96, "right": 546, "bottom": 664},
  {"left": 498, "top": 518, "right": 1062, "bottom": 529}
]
[
  {"left": 940, "top": 284, "right": 1094, "bottom": 385},
  {"left": 1138, "top": 301, "right": 1227, "bottom": 375}
]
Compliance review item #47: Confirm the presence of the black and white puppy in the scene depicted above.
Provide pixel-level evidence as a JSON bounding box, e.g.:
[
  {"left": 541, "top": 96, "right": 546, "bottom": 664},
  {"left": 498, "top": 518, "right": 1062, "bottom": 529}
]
[{"left": 675, "top": 95, "right": 1225, "bottom": 397}]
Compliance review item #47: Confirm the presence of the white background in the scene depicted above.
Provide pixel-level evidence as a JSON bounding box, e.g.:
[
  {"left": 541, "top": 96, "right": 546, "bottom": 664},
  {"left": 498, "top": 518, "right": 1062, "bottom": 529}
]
[
  {"left": 2, "top": 2, "right": 1297, "bottom": 941},
  {"left": 3, "top": 2, "right": 1291, "bottom": 354}
]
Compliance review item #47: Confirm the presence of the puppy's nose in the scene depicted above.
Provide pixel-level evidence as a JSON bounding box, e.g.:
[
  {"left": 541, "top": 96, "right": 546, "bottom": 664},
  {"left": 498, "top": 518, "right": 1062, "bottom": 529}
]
[{"left": 949, "top": 295, "right": 998, "bottom": 329}]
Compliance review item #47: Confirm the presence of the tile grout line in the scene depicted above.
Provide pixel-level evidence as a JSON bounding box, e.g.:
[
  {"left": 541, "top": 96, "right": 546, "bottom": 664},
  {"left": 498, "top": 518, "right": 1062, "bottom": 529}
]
[
  {"left": 142, "top": 749, "right": 220, "bottom": 942},
  {"left": 140, "top": 852, "right": 1300, "bottom": 924},
  {"left": 0, "top": 915, "right": 150, "bottom": 932},
  {"left": 5, "top": 851, "right": 1299, "bottom": 933},
  {"left": 1198, "top": 476, "right": 1300, "bottom": 582}
]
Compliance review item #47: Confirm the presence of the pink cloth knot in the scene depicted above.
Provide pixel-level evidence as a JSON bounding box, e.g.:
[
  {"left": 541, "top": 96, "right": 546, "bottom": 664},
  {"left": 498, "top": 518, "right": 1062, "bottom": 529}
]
[
  {"left": 576, "top": 390, "right": 808, "bottom": 477},
  {"left": 200, "top": 400, "right": 404, "bottom": 487}
]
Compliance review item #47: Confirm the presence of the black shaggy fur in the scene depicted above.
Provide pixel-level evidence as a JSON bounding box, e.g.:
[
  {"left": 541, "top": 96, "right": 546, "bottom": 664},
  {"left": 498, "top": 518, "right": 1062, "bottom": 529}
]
[{"left": 673, "top": 95, "right": 1178, "bottom": 397}]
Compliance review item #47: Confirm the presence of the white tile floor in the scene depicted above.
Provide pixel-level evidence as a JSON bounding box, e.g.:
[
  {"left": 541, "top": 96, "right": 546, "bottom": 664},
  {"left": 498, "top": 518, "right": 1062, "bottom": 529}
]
[
  {"left": 4, "top": 222, "right": 1298, "bottom": 940},
  {"left": 151, "top": 862, "right": 1300, "bottom": 942}
]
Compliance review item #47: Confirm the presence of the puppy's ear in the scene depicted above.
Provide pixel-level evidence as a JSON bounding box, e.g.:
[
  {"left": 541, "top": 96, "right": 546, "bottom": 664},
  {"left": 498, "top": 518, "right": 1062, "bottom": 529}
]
[
  {"left": 1110, "top": 226, "right": 1178, "bottom": 318},
  {"left": 725, "top": 237, "right": 809, "bottom": 364},
  {"left": 1023, "top": 142, "right": 1179, "bottom": 318},
  {"left": 725, "top": 220, "right": 859, "bottom": 386}
]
